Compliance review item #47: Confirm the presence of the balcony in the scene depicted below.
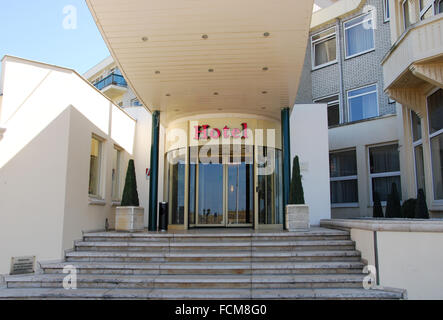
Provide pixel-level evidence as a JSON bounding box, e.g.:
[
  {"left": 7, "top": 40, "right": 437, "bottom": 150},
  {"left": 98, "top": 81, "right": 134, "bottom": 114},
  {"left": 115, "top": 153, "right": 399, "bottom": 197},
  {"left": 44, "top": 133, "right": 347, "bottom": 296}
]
[
  {"left": 93, "top": 73, "right": 128, "bottom": 100},
  {"left": 382, "top": 14, "right": 443, "bottom": 114}
]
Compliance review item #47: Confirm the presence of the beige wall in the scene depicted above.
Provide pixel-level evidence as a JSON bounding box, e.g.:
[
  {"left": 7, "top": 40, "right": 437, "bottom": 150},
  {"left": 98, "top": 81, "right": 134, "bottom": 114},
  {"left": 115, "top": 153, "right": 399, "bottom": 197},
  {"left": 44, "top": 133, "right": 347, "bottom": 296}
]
[
  {"left": 377, "top": 231, "right": 443, "bottom": 299},
  {"left": 322, "top": 219, "right": 443, "bottom": 299}
]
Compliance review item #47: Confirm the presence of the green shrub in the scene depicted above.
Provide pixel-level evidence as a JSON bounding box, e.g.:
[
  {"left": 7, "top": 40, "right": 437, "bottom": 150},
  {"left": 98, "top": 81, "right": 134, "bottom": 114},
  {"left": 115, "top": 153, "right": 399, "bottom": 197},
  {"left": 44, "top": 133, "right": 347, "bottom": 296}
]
[
  {"left": 121, "top": 159, "right": 140, "bottom": 207},
  {"left": 373, "top": 192, "right": 384, "bottom": 218},
  {"left": 289, "top": 156, "right": 305, "bottom": 205},
  {"left": 385, "top": 183, "right": 401, "bottom": 218},
  {"left": 401, "top": 198, "right": 417, "bottom": 219},
  {"left": 414, "top": 189, "right": 429, "bottom": 219}
]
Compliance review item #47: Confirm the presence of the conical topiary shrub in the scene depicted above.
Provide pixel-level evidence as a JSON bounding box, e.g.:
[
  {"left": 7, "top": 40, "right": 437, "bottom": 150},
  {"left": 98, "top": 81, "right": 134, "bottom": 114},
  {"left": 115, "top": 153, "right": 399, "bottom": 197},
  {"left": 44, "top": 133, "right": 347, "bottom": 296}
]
[
  {"left": 373, "top": 192, "right": 384, "bottom": 218},
  {"left": 289, "top": 156, "right": 305, "bottom": 205},
  {"left": 385, "top": 183, "right": 401, "bottom": 218},
  {"left": 121, "top": 159, "right": 140, "bottom": 207},
  {"left": 414, "top": 189, "right": 429, "bottom": 219}
]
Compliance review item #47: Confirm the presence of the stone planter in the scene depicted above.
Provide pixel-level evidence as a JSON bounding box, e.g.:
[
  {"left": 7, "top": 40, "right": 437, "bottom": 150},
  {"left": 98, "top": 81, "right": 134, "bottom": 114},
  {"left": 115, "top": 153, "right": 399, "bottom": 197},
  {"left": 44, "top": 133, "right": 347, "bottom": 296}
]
[
  {"left": 115, "top": 207, "right": 144, "bottom": 232},
  {"left": 285, "top": 204, "right": 310, "bottom": 231}
]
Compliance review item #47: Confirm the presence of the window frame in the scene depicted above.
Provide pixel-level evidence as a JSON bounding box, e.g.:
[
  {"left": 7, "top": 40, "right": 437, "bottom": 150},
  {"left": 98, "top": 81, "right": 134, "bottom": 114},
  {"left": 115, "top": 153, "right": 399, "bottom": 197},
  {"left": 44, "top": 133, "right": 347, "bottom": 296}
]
[
  {"left": 314, "top": 93, "right": 342, "bottom": 126},
  {"left": 111, "top": 145, "right": 123, "bottom": 202},
  {"left": 367, "top": 143, "right": 402, "bottom": 205},
  {"left": 329, "top": 149, "right": 359, "bottom": 208},
  {"left": 419, "top": 0, "right": 435, "bottom": 20},
  {"left": 384, "top": 0, "right": 391, "bottom": 22},
  {"left": 426, "top": 88, "right": 443, "bottom": 203},
  {"left": 402, "top": 0, "right": 412, "bottom": 30},
  {"left": 343, "top": 12, "right": 376, "bottom": 59},
  {"left": 346, "top": 83, "right": 379, "bottom": 123},
  {"left": 89, "top": 134, "right": 105, "bottom": 200},
  {"left": 411, "top": 111, "right": 425, "bottom": 196},
  {"left": 310, "top": 26, "right": 338, "bottom": 70}
]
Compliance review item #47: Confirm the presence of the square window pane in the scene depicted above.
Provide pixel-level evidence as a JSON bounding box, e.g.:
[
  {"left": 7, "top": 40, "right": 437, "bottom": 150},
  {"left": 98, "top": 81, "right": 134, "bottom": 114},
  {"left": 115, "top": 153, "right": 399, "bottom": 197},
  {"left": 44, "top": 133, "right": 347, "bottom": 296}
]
[
  {"left": 430, "top": 134, "right": 443, "bottom": 200},
  {"left": 312, "top": 28, "right": 335, "bottom": 41},
  {"left": 411, "top": 111, "right": 422, "bottom": 142},
  {"left": 348, "top": 89, "right": 378, "bottom": 122},
  {"left": 331, "top": 180, "right": 358, "bottom": 203},
  {"left": 372, "top": 176, "right": 402, "bottom": 202},
  {"left": 314, "top": 37, "right": 336, "bottom": 66},
  {"left": 345, "top": 15, "right": 374, "bottom": 57},
  {"left": 415, "top": 144, "right": 426, "bottom": 195},
  {"left": 328, "top": 103, "right": 340, "bottom": 126},
  {"left": 89, "top": 137, "right": 102, "bottom": 197},
  {"left": 369, "top": 144, "right": 400, "bottom": 174},
  {"left": 428, "top": 89, "right": 443, "bottom": 134},
  {"left": 330, "top": 150, "right": 357, "bottom": 177}
]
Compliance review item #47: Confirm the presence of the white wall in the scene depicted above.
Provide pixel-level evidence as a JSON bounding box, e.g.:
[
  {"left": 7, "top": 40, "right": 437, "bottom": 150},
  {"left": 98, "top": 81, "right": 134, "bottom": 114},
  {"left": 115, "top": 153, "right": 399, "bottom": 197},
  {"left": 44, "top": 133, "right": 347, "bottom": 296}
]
[
  {"left": 0, "top": 56, "right": 136, "bottom": 275},
  {"left": 290, "top": 104, "right": 331, "bottom": 225},
  {"left": 329, "top": 115, "right": 399, "bottom": 217},
  {"left": 124, "top": 107, "right": 152, "bottom": 227}
]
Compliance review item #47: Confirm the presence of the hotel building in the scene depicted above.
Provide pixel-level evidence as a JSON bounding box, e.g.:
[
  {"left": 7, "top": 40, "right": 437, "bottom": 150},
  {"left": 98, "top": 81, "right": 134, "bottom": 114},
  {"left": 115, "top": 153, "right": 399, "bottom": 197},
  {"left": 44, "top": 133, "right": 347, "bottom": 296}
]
[{"left": 0, "top": 0, "right": 442, "bottom": 299}]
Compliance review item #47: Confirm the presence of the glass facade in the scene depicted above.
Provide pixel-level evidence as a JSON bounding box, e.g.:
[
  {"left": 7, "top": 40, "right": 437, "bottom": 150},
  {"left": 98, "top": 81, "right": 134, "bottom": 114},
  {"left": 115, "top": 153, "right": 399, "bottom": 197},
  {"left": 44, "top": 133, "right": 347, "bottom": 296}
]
[
  {"left": 257, "top": 147, "right": 283, "bottom": 225},
  {"left": 166, "top": 144, "right": 283, "bottom": 228}
]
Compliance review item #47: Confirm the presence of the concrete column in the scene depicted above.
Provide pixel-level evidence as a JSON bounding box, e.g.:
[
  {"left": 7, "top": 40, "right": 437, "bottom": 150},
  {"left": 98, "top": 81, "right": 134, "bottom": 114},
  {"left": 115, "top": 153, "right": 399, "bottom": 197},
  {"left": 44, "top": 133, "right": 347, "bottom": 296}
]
[{"left": 148, "top": 111, "right": 160, "bottom": 231}]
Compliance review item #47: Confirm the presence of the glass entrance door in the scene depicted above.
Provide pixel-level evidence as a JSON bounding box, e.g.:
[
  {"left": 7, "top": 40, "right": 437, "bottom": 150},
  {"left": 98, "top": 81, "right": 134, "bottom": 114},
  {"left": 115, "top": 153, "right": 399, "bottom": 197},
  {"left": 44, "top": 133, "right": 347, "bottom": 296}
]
[
  {"left": 194, "top": 149, "right": 254, "bottom": 227},
  {"left": 226, "top": 163, "right": 253, "bottom": 226},
  {"left": 197, "top": 162, "right": 224, "bottom": 226}
]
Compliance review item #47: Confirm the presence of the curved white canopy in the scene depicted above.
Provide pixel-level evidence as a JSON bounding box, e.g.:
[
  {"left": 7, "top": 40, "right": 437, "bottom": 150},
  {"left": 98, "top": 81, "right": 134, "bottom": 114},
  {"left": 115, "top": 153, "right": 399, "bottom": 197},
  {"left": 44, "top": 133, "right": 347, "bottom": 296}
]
[{"left": 86, "top": 0, "right": 314, "bottom": 124}]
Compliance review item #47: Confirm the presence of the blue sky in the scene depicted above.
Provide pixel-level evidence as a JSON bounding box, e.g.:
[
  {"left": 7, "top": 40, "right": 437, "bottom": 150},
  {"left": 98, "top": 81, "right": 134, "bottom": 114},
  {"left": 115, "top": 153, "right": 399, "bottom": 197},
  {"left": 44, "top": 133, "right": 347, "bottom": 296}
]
[{"left": 0, "top": 0, "right": 110, "bottom": 75}]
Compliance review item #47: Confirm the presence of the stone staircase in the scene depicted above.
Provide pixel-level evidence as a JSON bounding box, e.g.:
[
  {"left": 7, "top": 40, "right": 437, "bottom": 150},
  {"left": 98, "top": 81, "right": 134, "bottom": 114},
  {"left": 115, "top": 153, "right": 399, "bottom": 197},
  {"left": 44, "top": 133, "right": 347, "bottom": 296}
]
[{"left": 0, "top": 228, "right": 406, "bottom": 299}]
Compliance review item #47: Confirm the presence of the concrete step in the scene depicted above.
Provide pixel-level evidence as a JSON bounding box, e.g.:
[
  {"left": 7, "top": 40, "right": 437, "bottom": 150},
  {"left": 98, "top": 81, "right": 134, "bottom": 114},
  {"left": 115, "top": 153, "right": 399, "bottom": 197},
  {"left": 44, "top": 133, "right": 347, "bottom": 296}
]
[
  {"left": 41, "top": 261, "right": 365, "bottom": 275},
  {"left": 5, "top": 273, "right": 367, "bottom": 290},
  {"left": 0, "top": 287, "right": 405, "bottom": 300},
  {"left": 74, "top": 240, "right": 356, "bottom": 252},
  {"left": 65, "top": 250, "right": 362, "bottom": 263},
  {"left": 82, "top": 229, "right": 351, "bottom": 243}
]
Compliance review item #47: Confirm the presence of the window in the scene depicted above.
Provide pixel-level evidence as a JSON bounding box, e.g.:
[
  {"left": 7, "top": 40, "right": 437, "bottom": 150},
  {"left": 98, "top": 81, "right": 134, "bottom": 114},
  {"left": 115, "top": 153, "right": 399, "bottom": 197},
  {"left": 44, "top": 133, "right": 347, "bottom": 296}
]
[
  {"left": 411, "top": 111, "right": 426, "bottom": 195},
  {"left": 344, "top": 12, "right": 375, "bottom": 58},
  {"left": 111, "top": 146, "right": 123, "bottom": 201},
  {"left": 347, "top": 84, "right": 378, "bottom": 122},
  {"left": 330, "top": 150, "right": 359, "bottom": 205},
  {"left": 420, "top": 0, "right": 435, "bottom": 20},
  {"left": 428, "top": 89, "right": 443, "bottom": 200},
  {"left": 130, "top": 98, "right": 142, "bottom": 107},
  {"left": 384, "top": 0, "right": 391, "bottom": 21},
  {"left": 403, "top": 0, "right": 416, "bottom": 29},
  {"left": 438, "top": 0, "right": 443, "bottom": 13},
  {"left": 311, "top": 27, "right": 337, "bottom": 68},
  {"left": 369, "top": 144, "right": 401, "bottom": 202},
  {"left": 89, "top": 136, "right": 103, "bottom": 198},
  {"left": 315, "top": 95, "right": 340, "bottom": 126}
]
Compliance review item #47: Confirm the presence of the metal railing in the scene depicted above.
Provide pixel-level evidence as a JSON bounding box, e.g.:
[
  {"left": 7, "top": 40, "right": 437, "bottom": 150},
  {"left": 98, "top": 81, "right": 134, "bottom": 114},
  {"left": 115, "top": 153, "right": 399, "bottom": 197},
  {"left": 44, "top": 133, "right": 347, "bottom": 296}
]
[{"left": 94, "top": 73, "right": 127, "bottom": 90}]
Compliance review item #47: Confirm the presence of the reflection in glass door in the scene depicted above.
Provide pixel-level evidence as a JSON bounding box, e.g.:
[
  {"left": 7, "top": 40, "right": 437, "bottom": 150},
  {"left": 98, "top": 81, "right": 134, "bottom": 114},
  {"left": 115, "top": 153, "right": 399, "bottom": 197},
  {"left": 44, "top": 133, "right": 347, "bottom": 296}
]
[
  {"left": 192, "top": 146, "right": 254, "bottom": 227},
  {"left": 197, "top": 162, "right": 224, "bottom": 226},
  {"left": 227, "top": 163, "right": 253, "bottom": 225}
]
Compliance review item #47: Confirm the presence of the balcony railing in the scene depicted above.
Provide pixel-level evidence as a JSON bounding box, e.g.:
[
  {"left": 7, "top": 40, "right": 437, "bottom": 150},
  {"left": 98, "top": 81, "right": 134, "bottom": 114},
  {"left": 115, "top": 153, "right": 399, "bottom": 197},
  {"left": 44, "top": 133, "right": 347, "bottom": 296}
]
[{"left": 93, "top": 73, "right": 127, "bottom": 91}]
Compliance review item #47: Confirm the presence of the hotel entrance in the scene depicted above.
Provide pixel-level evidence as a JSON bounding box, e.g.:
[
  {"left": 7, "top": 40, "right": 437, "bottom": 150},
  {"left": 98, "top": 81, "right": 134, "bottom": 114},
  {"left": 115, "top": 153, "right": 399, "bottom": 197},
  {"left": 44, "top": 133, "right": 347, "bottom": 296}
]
[
  {"left": 192, "top": 147, "right": 254, "bottom": 227},
  {"left": 165, "top": 116, "right": 284, "bottom": 230}
]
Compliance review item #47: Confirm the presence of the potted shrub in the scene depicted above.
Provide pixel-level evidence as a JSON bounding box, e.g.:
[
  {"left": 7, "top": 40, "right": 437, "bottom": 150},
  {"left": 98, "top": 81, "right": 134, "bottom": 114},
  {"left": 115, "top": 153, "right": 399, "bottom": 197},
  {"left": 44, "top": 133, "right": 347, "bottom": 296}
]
[
  {"left": 285, "top": 156, "right": 309, "bottom": 231},
  {"left": 115, "top": 159, "right": 144, "bottom": 232}
]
